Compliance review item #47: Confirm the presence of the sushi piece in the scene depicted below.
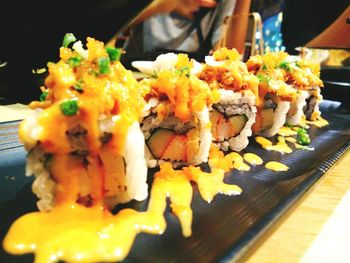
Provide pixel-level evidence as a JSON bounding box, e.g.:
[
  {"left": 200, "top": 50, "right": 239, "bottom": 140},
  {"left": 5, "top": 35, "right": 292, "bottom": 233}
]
[
  {"left": 198, "top": 48, "right": 258, "bottom": 151},
  {"left": 139, "top": 53, "right": 220, "bottom": 168},
  {"left": 282, "top": 57, "right": 324, "bottom": 123},
  {"left": 246, "top": 52, "right": 297, "bottom": 137},
  {"left": 19, "top": 36, "right": 148, "bottom": 211}
]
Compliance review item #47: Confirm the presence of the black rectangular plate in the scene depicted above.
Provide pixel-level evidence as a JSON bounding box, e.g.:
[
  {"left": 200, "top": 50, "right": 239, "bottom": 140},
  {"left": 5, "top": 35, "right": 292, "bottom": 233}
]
[{"left": 1, "top": 112, "right": 350, "bottom": 263}]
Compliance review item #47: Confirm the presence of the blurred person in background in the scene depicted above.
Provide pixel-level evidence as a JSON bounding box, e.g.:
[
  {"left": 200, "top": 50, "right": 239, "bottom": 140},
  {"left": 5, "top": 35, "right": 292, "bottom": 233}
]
[
  {"left": 0, "top": 0, "right": 252, "bottom": 104},
  {"left": 120, "top": 0, "right": 239, "bottom": 67}
]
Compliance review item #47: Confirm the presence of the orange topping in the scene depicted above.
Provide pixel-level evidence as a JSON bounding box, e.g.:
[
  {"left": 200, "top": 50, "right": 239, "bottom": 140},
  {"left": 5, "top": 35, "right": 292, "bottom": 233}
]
[
  {"left": 212, "top": 47, "right": 240, "bottom": 62},
  {"left": 199, "top": 48, "right": 258, "bottom": 97},
  {"left": 144, "top": 60, "right": 218, "bottom": 122}
]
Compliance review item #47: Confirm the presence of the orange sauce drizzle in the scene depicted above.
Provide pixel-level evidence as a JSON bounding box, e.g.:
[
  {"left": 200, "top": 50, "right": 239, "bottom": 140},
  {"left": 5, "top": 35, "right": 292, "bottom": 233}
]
[
  {"left": 4, "top": 155, "right": 242, "bottom": 262},
  {"left": 285, "top": 137, "right": 314, "bottom": 151},
  {"left": 278, "top": 126, "right": 297, "bottom": 136},
  {"left": 208, "top": 145, "right": 250, "bottom": 171},
  {"left": 255, "top": 136, "right": 292, "bottom": 154},
  {"left": 306, "top": 116, "right": 329, "bottom": 128},
  {"left": 243, "top": 153, "right": 263, "bottom": 165},
  {"left": 145, "top": 54, "right": 220, "bottom": 122},
  {"left": 3, "top": 204, "right": 166, "bottom": 263},
  {"left": 265, "top": 161, "right": 289, "bottom": 172}
]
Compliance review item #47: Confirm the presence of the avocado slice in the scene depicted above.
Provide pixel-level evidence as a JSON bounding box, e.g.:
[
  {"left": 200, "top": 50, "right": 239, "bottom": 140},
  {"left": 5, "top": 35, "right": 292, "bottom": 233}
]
[{"left": 228, "top": 115, "right": 248, "bottom": 136}]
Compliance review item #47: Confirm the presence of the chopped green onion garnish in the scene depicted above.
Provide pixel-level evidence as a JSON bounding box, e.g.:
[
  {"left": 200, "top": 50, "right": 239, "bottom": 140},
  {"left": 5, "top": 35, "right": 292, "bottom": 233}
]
[
  {"left": 176, "top": 66, "right": 190, "bottom": 77},
  {"left": 67, "top": 56, "right": 82, "bottom": 68},
  {"left": 262, "top": 64, "right": 267, "bottom": 70},
  {"left": 297, "top": 128, "right": 310, "bottom": 145},
  {"left": 278, "top": 61, "right": 292, "bottom": 72},
  {"left": 257, "top": 73, "right": 271, "bottom": 84},
  {"left": 39, "top": 91, "right": 48, "bottom": 102},
  {"left": 62, "top": 33, "right": 77, "bottom": 48},
  {"left": 105, "top": 47, "right": 121, "bottom": 62},
  {"left": 98, "top": 57, "right": 110, "bottom": 74},
  {"left": 297, "top": 128, "right": 307, "bottom": 135},
  {"left": 151, "top": 70, "right": 158, "bottom": 79},
  {"left": 60, "top": 99, "right": 79, "bottom": 116},
  {"left": 74, "top": 79, "right": 84, "bottom": 92}
]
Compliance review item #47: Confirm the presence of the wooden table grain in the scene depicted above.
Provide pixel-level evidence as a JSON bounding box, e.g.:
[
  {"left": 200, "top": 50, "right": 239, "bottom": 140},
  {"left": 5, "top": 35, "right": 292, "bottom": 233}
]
[{"left": 241, "top": 150, "right": 350, "bottom": 263}]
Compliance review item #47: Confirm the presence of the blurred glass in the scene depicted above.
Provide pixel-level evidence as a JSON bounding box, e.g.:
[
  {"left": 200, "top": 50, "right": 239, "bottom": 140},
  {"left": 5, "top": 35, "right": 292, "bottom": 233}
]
[{"left": 218, "top": 12, "right": 264, "bottom": 61}]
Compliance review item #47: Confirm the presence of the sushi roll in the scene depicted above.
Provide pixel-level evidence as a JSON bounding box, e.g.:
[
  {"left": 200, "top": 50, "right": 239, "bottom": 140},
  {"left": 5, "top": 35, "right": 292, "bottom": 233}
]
[
  {"left": 198, "top": 48, "right": 259, "bottom": 152},
  {"left": 19, "top": 36, "right": 148, "bottom": 211},
  {"left": 282, "top": 57, "right": 324, "bottom": 123},
  {"left": 140, "top": 53, "right": 220, "bottom": 168},
  {"left": 246, "top": 52, "right": 297, "bottom": 137}
]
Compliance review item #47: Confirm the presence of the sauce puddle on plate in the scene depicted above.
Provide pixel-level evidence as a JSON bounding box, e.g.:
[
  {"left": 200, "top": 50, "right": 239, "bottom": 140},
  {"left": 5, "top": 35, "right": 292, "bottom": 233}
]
[{"left": 3, "top": 145, "right": 243, "bottom": 263}]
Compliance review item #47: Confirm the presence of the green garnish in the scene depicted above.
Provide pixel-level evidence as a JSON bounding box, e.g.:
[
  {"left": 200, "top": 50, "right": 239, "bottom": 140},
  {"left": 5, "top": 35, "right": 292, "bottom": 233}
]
[
  {"left": 62, "top": 33, "right": 77, "bottom": 48},
  {"left": 262, "top": 64, "right": 267, "bottom": 70},
  {"left": 295, "top": 61, "right": 301, "bottom": 68},
  {"left": 257, "top": 73, "right": 271, "bottom": 84},
  {"left": 60, "top": 99, "right": 79, "bottom": 116},
  {"left": 67, "top": 56, "right": 82, "bottom": 68},
  {"left": 39, "top": 91, "right": 48, "bottom": 102},
  {"left": 297, "top": 128, "right": 310, "bottom": 145},
  {"left": 278, "top": 61, "right": 292, "bottom": 72},
  {"left": 176, "top": 66, "right": 190, "bottom": 77},
  {"left": 74, "top": 79, "right": 84, "bottom": 92},
  {"left": 151, "top": 70, "right": 158, "bottom": 79},
  {"left": 105, "top": 47, "right": 121, "bottom": 62},
  {"left": 32, "top": 68, "right": 47, "bottom": 74},
  {"left": 297, "top": 128, "right": 307, "bottom": 134},
  {"left": 98, "top": 57, "right": 110, "bottom": 74}
]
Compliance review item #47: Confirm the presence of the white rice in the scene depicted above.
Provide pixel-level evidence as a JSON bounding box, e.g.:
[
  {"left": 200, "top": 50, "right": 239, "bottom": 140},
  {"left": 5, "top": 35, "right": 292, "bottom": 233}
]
[
  {"left": 310, "top": 87, "right": 323, "bottom": 119},
  {"left": 228, "top": 105, "right": 256, "bottom": 152},
  {"left": 194, "top": 107, "right": 212, "bottom": 165},
  {"left": 26, "top": 147, "right": 56, "bottom": 212},
  {"left": 260, "top": 99, "right": 290, "bottom": 137},
  {"left": 287, "top": 90, "right": 308, "bottom": 125},
  {"left": 214, "top": 89, "right": 256, "bottom": 152},
  {"left": 135, "top": 52, "right": 203, "bottom": 76},
  {"left": 122, "top": 122, "right": 148, "bottom": 202},
  {"left": 153, "top": 53, "right": 178, "bottom": 72},
  {"left": 20, "top": 109, "right": 43, "bottom": 148}
]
